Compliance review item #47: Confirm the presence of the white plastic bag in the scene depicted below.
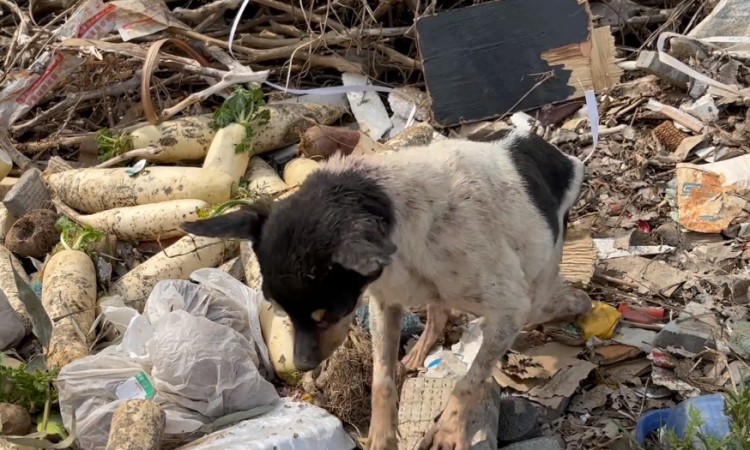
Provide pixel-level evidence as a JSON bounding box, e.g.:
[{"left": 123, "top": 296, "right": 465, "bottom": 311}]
[
  {"left": 176, "top": 398, "right": 356, "bottom": 450},
  {"left": 149, "top": 310, "right": 278, "bottom": 421},
  {"left": 56, "top": 350, "right": 145, "bottom": 450},
  {"left": 57, "top": 273, "right": 280, "bottom": 449},
  {"left": 190, "top": 268, "right": 272, "bottom": 376}
]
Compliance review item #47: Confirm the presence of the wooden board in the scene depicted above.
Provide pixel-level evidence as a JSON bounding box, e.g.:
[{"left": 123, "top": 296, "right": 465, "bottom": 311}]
[{"left": 415, "top": 0, "right": 622, "bottom": 127}]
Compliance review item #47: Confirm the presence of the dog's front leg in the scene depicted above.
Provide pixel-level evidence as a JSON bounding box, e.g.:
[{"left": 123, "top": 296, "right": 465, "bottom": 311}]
[
  {"left": 367, "top": 296, "right": 403, "bottom": 450},
  {"left": 420, "top": 291, "right": 530, "bottom": 450}
]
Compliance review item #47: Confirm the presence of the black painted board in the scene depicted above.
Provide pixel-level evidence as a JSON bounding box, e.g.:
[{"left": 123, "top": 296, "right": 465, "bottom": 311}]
[{"left": 415, "top": 0, "right": 591, "bottom": 127}]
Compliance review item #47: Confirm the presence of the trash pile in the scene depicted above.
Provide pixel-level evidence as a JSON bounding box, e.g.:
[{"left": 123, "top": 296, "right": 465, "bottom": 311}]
[{"left": 1, "top": 0, "right": 750, "bottom": 449}]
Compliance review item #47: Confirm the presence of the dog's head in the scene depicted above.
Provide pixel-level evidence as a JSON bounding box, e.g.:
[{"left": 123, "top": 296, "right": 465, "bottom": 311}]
[{"left": 181, "top": 169, "right": 396, "bottom": 371}]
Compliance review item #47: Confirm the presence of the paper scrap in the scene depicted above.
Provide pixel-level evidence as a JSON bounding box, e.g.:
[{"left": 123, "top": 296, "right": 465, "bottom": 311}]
[{"left": 595, "top": 238, "right": 675, "bottom": 260}]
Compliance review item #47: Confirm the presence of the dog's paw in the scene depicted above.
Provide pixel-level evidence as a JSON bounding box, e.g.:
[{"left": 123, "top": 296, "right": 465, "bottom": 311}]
[
  {"left": 401, "top": 349, "right": 425, "bottom": 371},
  {"left": 366, "top": 430, "right": 398, "bottom": 450},
  {"left": 418, "top": 412, "right": 469, "bottom": 450}
]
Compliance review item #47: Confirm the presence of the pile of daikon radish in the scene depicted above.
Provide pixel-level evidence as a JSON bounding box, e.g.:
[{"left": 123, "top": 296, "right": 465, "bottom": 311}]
[{"left": 21, "top": 85, "right": 348, "bottom": 370}]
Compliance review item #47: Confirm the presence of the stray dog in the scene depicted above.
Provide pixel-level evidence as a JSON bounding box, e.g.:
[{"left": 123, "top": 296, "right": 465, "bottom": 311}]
[{"left": 181, "top": 129, "right": 590, "bottom": 450}]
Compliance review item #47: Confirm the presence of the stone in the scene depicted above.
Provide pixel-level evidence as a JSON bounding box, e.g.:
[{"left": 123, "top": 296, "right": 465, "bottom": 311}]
[
  {"left": 500, "top": 436, "right": 565, "bottom": 450},
  {"left": 2, "top": 168, "right": 51, "bottom": 218},
  {"left": 635, "top": 51, "right": 690, "bottom": 89},
  {"left": 496, "top": 397, "right": 541, "bottom": 446}
]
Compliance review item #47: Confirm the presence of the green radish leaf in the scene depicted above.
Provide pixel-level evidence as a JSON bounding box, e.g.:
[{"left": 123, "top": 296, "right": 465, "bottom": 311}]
[
  {"left": 95, "top": 129, "right": 132, "bottom": 162},
  {"left": 11, "top": 260, "right": 52, "bottom": 348},
  {"left": 211, "top": 84, "right": 270, "bottom": 154}
]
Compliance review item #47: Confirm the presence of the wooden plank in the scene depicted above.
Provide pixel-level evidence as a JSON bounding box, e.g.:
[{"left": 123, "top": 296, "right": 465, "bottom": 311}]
[{"left": 415, "top": 0, "right": 621, "bottom": 127}]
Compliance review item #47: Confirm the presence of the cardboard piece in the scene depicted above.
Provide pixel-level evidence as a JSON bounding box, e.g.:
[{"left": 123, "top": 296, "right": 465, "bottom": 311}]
[
  {"left": 415, "top": 0, "right": 621, "bottom": 126},
  {"left": 600, "top": 256, "right": 689, "bottom": 297},
  {"left": 493, "top": 342, "right": 596, "bottom": 410},
  {"left": 560, "top": 228, "right": 597, "bottom": 288}
]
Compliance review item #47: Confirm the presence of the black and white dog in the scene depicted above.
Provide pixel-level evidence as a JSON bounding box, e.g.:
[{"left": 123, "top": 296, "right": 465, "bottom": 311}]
[{"left": 182, "top": 129, "right": 591, "bottom": 450}]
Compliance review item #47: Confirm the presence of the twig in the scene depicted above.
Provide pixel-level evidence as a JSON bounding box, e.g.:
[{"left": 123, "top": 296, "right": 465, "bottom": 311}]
[
  {"left": 15, "top": 134, "right": 92, "bottom": 154},
  {"left": 0, "top": 130, "right": 35, "bottom": 170},
  {"left": 247, "top": 0, "right": 347, "bottom": 33},
  {"left": 502, "top": 71, "right": 554, "bottom": 117},
  {"left": 593, "top": 272, "right": 641, "bottom": 290},
  {"left": 158, "top": 69, "right": 270, "bottom": 122},
  {"left": 372, "top": 0, "right": 398, "bottom": 21},
  {"left": 645, "top": 98, "right": 705, "bottom": 133},
  {"left": 96, "top": 146, "right": 163, "bottom": 168},
  {"left": 12, "top": 74, "right": 142, "bottom": 134},
  {"left": 0, "top": 0, "right": 31, "bottom": 71},
  {"left": 172, "top": 0, "right": 242, "bottom": 22}
]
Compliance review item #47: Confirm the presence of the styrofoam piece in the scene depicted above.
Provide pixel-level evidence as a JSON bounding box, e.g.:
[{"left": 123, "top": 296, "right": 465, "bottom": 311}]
[{"left": 176, "top": 398, "right": 356, "bottom": 450}]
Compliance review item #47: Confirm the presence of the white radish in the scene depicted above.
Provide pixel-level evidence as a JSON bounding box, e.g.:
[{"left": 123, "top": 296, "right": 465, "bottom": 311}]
[
  {"left": 109, "top": 236, "right": 239, "bottom": 312},
  {"left": 202, "top": 123, "right": 250, "bottom": 183},
  {"left": 46, "top": 166, "right": 233, "bottom": 214},
  {"left": 99, "top": 115, "right": 216, "bottom": 163},
  {"left": 283, "top": 157, "right": 320, "bottom": 188},
  {"left": 241, "top": 242, "right": 299, "bottom": 384},
  {"left": 52, "top": 199, "right": 210, "bottom": 242},
  {"left": 245, "top": 157, "right": 288, "bottom": 198},
  {"left": 42, "top": 249, "right": 97, "bottom": 369}
]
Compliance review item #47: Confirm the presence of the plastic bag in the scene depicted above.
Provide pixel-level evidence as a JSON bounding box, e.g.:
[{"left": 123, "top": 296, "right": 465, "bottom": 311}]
[
  {"left": 57, "top": 272, "right": 280, "bottom": 449},
  {"left": 190, "top": 268, "right": 272, "bottom": 375},
  {"left": 176, "top": 398, "right": 356, "bottom": 450},
  {"left": 149, "top": 310, "right": 278, "bottom": 420}
]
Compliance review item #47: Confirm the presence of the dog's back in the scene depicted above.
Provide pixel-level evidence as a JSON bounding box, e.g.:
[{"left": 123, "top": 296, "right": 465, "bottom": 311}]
[{"left": 321, "top": 130, "right": 584, "bottom": 316}]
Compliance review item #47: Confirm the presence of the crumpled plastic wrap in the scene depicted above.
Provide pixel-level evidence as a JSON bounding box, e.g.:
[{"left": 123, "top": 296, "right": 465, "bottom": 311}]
[{"left": 57, "top": 269, "right": 279, "bottom": 449}]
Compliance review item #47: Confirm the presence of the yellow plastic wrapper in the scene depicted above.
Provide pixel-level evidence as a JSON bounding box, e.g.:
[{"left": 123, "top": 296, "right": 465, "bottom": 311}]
[{"left": 576, "top": 301, "right": 621, "bottom": 340}]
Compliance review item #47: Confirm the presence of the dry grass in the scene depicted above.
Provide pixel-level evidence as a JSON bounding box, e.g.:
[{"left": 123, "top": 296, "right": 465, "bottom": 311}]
[{"left": 318, "top": 325, "right": 374, "bottom": 432}]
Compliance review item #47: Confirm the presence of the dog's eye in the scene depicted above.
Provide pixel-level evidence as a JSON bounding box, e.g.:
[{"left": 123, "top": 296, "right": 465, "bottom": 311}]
[{"left": 311, "top": 309, "right": 326, "bottom": 322}]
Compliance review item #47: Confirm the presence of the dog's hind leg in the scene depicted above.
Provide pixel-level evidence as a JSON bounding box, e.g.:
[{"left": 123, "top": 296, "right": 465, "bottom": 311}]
[
  {"left": 367, "top": 296, "right": 403, "bottom": 450},
  {"left": 402, "top": 305, "right": 449, "bottom": 371}
]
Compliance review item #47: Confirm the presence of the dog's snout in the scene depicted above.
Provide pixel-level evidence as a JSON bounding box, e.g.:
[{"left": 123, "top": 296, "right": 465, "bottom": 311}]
[
  {"left": 293, "top": 353, "right": 321, "bottom": 372},
  {"left": 293, "top": 328, "right": 323, "bottom": 372}
]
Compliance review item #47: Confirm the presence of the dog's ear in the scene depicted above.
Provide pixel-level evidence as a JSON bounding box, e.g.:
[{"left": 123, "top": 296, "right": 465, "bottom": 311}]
[
  {"left": 332, "top": 222, "right": 396, "bottom": 277},
  {"left": 180, "top": 204, "right": 269, "bottom": 246}
]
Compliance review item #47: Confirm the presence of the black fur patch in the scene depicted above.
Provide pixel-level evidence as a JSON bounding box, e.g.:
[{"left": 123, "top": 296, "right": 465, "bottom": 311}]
[
  {"left": 253, "top": 168, "right": 395, "bottom": 350},
  {"left": 505, "top": 131, "right": 575, "bottom": 242}
]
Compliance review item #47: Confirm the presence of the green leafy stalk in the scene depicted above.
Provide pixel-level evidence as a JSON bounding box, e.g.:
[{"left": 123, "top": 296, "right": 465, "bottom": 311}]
[
  {"left": 54, "top": 216, "right": 105, "bottom": 255},
  {"left": 0, "top": 364, "right": 59, "bottom": 413},
  {"left": 211, "top": 84, "right": 271, "bottom": 155},
  {"left": 95, "top": 129, "right": 133, "bottom": 162}
]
